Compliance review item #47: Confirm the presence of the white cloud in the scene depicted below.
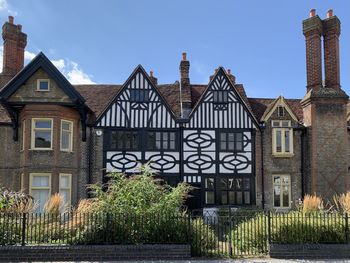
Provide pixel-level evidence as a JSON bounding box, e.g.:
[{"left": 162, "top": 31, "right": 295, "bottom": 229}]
[
  {"left": 51, "top": 59, "right": 65, "bottom": 71},
  {"left": 0, "top": 46, "right": 95, "bottom": 84},
  {"left": 0, "top": 0, "right": 8, "bottom": 11},
  {"left": 24, "top": 50, "right": 36, "bottom": 61},
  {"left": 66, "top": 61, "right": 95, "bottom": 84},
  {"left": 0, "top": 0, "right": 17, "bottom": 16}
]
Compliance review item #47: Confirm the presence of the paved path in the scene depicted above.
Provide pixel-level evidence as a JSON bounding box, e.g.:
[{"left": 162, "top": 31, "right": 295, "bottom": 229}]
[{"left": 29, "top": 259, "right": 350, "bottom": 263}]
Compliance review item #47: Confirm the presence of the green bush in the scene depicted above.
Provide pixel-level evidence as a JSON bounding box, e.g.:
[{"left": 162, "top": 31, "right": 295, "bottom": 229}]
[
  {"left": 233, "top": 212, "right": 346, "bottom": 254},
  {"left": 0, "top": 214, "right": 22, "bottom": 245}
]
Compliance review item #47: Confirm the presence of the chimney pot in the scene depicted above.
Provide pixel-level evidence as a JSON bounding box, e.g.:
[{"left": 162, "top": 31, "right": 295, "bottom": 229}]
[
  {"left": 17, "top": 24, "right": 22, "bottom": 31},
  {"left": 150, "top": 70, "right": 153, "bottom": 77},
  {"left": 309, "top": 9, "right": 316, "bottom": 17},
  {"left": 327, "top": 9, "right": 333, "bottom": 18},
  {"left": 182, "top": 52, "right": 187, "bottom": 61},
  {"left": 8, "top": 16, "right": 14, "bottom": 24},
  {"left": 227, "top": 69, "right": 231, "bottom": 74}
]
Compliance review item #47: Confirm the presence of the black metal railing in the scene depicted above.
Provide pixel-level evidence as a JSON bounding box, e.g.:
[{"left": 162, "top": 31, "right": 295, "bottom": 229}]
[{"left": 0, "top": 211, "right": 349, "bottom": 257}]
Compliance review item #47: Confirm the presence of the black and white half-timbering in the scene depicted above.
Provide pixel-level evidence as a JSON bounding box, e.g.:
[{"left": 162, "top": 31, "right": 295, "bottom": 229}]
[
  {"left": 97, "top": 66, "right": 259, "bottom": 208},
  {"left": 183, "top": 68, "right": 258, "bottom": 206}
]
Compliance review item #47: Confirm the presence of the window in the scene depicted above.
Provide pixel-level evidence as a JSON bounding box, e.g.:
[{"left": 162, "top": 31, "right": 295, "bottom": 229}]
[
  {"left": 272, "top": 120, "right": 293, "bottom": 156},
  {"left": 110, "top": 130, "right": 139, "bottom": 150},
  {"left": 148, "top": 131, "right": 176, "bottom": 150},
  {"left": 277, "top": 106, "right": 285, "bottom": 117},
  {"left": 273, "top": 175, "right": 291, "bottom": 208},
  {"left": 61, "top": 120, "right": 73, "bottom": 151},
  {"left": 220, "top": 132, "right": 243, "bottom": 151},
  {"left": 59, "top": 174, "right": 72, "bottom": 206},
  {"left": 130, "top": 89, "right": 149, "bottom": 102},
  {"left": 219, "top": 177, "right": 251, "bottom": 205},
  {"left": 37, "top": 79, "right": 50, "bottom": 91},
  {"left": 204, "top": 177, "right": 215, "bottom": 205},
  {"left": 213, "top": 90, "right": 228, "bottom": 103},
  {"left": 31, "top": 118, "right": 53, "bottom": 150},
  {"left": 29, "top": 173, "right": 51, "bottom": 212}
]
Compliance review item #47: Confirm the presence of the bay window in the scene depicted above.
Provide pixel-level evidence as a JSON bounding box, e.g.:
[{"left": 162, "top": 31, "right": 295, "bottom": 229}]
[
  {"left": 31, "top": 118, "right": 53, "bottom": 150},
  {"left": 29, "top": 173, "right": 51, "bottom": 212},
  {"left": 61, "top": 120, "right": 73, "bottom": 151}
]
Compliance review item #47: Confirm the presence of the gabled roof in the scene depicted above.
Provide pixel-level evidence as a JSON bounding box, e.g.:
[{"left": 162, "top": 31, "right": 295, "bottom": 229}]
[
  {"left": 248, "top": 97, "right": 303, "bottom": 121},
  {"left": 0, "top": 52, "right": 85, "bottom": 105},
  {"left": 96, "top": 65, "right": 179, "bottom": 123},
  {"left": 260, "top": 96, "right": 299, "bottom": 122},
  {"left": 188, "top": 67, "right": 260, "bottom": 128}
]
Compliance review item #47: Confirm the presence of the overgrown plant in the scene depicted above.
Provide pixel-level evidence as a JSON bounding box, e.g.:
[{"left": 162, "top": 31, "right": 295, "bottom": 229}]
[
  {"left": 333, "top": 192, "right": 350, "bottom": 214},
  {"left": 43, "top": 193, "right": 67, "bottom": 214},
  {"left": 0, "top": 188, "right": 37, "bottom": 213},
  {"left": 302, "top": 194, "right": 323, "bottom": 213}
]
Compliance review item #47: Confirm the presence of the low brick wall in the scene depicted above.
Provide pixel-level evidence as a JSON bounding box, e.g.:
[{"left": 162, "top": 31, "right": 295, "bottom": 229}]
[
  {"left": 270, "top": 243, "right": 350, "bottom": 259},
  {"left": 0, "top": 244, "right": 191, "bottom": 262}
]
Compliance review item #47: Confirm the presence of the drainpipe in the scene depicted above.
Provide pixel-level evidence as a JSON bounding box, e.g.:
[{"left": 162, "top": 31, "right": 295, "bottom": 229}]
[
  {"left": 300, "top": 127, "right": 306, "bottom": 199},
  {"left": 260, "top": 124, "right": 265, "bottom": 210},
  {"left": 87, "top": 126, "right": 93, "bottom": 197}
]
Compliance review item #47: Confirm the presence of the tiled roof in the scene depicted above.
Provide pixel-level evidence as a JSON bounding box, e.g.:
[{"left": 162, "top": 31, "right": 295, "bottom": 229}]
[
  {"left": 74, "top": 84, "right": 122, "bottom": 119},
  {"left": 0, "top": 81, "right": 305, "bottom": 125},
  {"left": 248, "top": 98, "right": 303, "bottom": 121},
  {"left": 157, "top": 82, "right": 181, "bottom": 117}
]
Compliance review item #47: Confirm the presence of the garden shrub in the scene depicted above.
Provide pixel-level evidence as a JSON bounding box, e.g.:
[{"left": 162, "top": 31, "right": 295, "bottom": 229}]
[{"left": 233, "top": 211, "right": 346, "bottom": 254}]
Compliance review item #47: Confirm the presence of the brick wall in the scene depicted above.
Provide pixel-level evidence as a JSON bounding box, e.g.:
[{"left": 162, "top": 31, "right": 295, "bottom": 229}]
[
  {"left": 270, "top": 243, "right": 350, "bottom": 259},
  {"left": 0, "top": 244, "right": 191, "bottom": 262}
]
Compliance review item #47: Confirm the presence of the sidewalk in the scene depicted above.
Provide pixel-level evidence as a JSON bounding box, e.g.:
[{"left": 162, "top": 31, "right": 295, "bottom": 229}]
[{"left": 29, "top": 259, "right": 350, "bottom": 263}]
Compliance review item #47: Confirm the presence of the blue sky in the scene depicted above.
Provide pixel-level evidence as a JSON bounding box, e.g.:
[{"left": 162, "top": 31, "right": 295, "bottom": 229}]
[{"left": 0, "top": 0, "right": 349, "bottom": 99}]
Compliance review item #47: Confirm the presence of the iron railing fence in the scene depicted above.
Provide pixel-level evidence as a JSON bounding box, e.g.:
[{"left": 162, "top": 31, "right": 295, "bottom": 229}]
[{"left": 0, "top": 211, "right": 349, "bottom": 258}]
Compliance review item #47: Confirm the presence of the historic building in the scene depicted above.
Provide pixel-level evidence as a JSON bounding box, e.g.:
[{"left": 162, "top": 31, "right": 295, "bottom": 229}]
[{"left": 0, "top": 9, "right": 349, "bottom": 211}]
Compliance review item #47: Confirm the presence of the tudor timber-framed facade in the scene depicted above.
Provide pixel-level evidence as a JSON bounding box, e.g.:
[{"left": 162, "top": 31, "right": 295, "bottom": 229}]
[{"left": 0, "top": 9, "right": 349, "bottom": 211}]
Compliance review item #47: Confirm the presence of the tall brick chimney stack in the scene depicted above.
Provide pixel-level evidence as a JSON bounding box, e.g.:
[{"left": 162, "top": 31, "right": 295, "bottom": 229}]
[
  {"left": 322, "top": 9, "right": 341, "bottom": 89},
  {"left": 303, "top": 9, "right": 323, "bottom": 92},
  {"left": 301, "top": 9, "right": 349, "bottom": 201},
  {"left": 2, "top": 16, "right": 27, "bottom": 76},
  {"left": 180, "top": 52, "right": 192, "bottom": 117}
]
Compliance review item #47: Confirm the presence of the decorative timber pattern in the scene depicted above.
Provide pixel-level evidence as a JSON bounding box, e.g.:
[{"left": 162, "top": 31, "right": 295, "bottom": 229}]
[
  {"left": 97, "top": 66, "right": 178, "bottom": 129},
  {"left": 98, "top": 66, "right": 180, "bottom": 180},
  {"left": 185, "top": 68, "right": 257, "bottom": 129}
]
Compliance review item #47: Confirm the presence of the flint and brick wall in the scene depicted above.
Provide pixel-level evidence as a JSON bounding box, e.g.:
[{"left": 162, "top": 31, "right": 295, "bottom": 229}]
[{"left": 0, "top": 244, "right": 191, "bottom": 262}]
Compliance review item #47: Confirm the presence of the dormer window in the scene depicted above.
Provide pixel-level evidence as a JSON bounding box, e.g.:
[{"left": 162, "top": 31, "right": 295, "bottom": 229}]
[
  {"left": 37, "top": 79, "right": 50, "bottom": 91},
  {"left": 213, "top": 90, "right": 228, "bottom": 103},
  {"left": 130, "top": 89, "right": 149, "bottom": 102},
  {"left": 277, "top": 106, "right": 285, "bottom": 117}
]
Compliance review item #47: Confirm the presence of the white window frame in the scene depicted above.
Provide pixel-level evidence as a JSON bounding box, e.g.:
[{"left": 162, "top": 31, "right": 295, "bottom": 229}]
[
  {"left": 59, "top": 173, "right": 72, "bottom": 206},
  {"left": 273, "top": 174, "right": 291, "bottom": 209},
  {"left": 272, "top": 120, "right": 293, "bottom": 156},
  {"left": 31, "top": 118, "right": 53, "bottom": 150},
  {"left": 29, "top": 173, "right": 51, "bottom": 211},
  {"left": 60, "top": 120, "right": 74, "bottom": 152},
  {"left": 37, "top": 79, "right": 50, "bottom": 91}
]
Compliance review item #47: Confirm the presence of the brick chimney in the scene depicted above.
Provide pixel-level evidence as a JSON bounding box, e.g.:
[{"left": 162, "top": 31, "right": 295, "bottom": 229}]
[
  {"left": 180, "top": 52, "right": 192, "bottom": 117},
  {"left": 303, "top": 9, "right": 323, "bottom": 92},
  {"left": 149, "top": 70, "right": 158, "bottom": 85},
  {"left": 322, "top": 9, "right": 341, "bottom": 89},
  {"left": 2, "top": 16, "right": 27, "bottom": 76},
  {"left": 226, "top": 69, "right": 236, "bottom": 84}
]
